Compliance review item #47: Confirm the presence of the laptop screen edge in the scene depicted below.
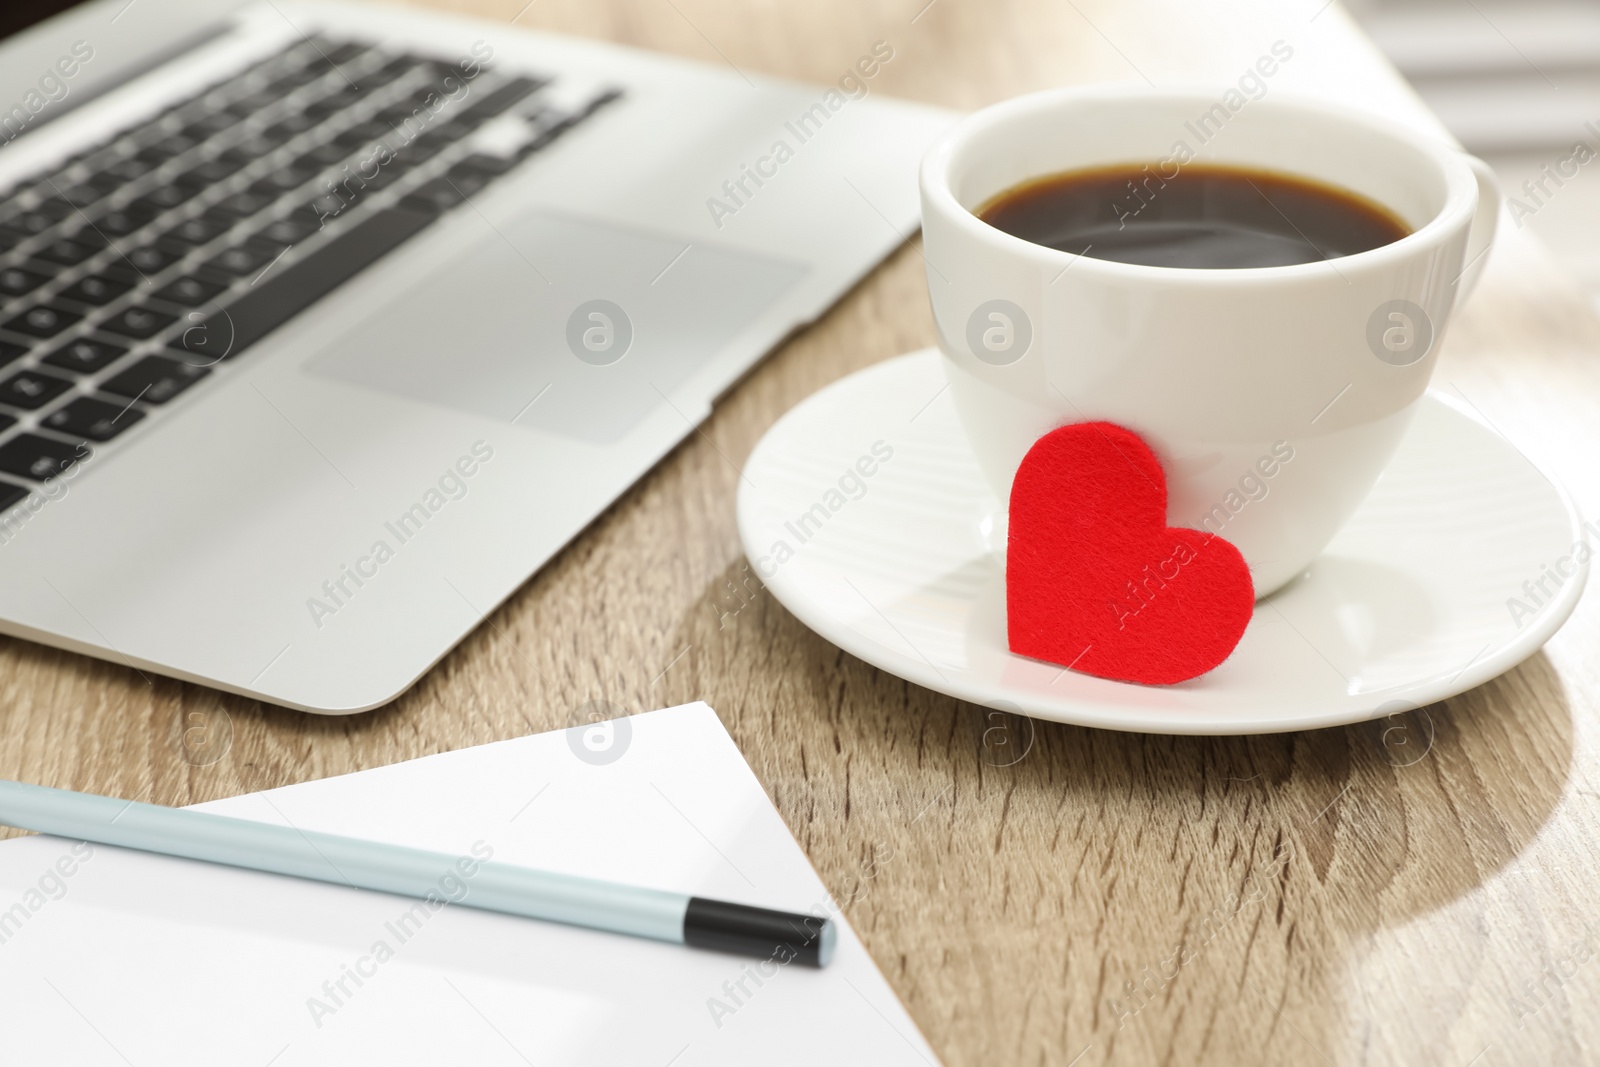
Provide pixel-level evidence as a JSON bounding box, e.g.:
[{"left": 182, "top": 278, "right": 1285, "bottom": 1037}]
[{"left": 0, "top": 0, "right": 249, "bottom": 149}]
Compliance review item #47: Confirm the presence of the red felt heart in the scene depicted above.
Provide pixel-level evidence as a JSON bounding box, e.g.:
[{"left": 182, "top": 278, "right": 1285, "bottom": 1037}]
[{"left": 1006, "top": 421, "right": 1254, "bottom": 685}]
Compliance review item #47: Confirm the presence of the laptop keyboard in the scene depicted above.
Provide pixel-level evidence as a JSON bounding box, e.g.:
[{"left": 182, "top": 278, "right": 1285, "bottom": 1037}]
[{"left": 0, "top": 36, "right": 619, "bottom": 512}]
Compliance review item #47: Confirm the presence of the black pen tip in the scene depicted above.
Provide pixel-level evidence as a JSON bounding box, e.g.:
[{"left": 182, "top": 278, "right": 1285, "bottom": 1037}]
[{"left": 682, "top": 896, "right": 835, "bottom": 967}]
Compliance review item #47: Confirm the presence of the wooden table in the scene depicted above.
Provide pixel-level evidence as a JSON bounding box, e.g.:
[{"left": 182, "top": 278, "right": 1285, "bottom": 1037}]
[{"left": 5, "top": 1, "right": 1599, "bottom": 1063}]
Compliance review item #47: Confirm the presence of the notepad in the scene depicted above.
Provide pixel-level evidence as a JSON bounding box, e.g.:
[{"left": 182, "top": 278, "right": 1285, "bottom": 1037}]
[{"left": 0, "top": 703, "right": 939, "bottom": 1065}]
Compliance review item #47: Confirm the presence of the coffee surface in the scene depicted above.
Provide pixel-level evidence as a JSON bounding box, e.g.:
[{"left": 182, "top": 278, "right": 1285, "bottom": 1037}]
[{"left": 976, "top": 163, "right": 1410, "bottom": 269}]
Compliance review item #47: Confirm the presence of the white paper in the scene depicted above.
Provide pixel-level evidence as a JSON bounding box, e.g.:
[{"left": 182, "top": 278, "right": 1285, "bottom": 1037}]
[{"left": 0, "top": 703, "right": 939, "bottom": 1065}]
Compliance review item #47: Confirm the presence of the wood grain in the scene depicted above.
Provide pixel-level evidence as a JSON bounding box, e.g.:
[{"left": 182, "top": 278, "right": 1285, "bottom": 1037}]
[{"left": 4, "top": 1, "right": 1599, "bottom": 1063}]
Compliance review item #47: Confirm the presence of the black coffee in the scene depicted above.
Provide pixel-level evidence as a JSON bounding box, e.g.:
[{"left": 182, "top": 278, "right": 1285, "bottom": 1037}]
[{"left": 976, "top": 163, "right": 1410, "bottom": 269}]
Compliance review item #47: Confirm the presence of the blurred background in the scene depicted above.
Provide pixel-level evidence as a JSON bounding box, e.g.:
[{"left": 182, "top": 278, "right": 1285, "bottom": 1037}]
[
  {"left": 6, "top": 0, "right": 1595, "bottom": 303},
  {"left": 1350, "top": 0, "right": 1600, "bottom": 304}
]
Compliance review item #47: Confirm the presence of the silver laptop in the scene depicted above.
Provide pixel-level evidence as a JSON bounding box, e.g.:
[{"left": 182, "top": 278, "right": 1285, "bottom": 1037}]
[{"left": 0, "top": 0, "right": 953, "bottom": 712}]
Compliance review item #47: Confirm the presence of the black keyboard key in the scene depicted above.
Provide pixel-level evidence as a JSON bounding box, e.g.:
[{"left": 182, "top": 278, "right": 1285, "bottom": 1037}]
[
  {"left": 335, "top": 119, "right": 391, "bottom": 146},
  {"left": 252, "top": 214, "right": 318, "bottom": 244},
  {"left": 0, "top": 266, "right": 49, "bottom": 297},
  {"left": 406, "top": 85, "right": 453, "bottom": 110},
  {"left": 122, "top": 243, "right": 185, "bottom": 274},
  {"left": 208, "top": 189, "right": 280, "bottom": 219},
  {"left": 101, "top": 354, "right": 209, "bottom": 404},
  {"left": 460, "top": 78, "right": 542, "bottom": 123},
  {"left": 231, "top": 88, "right": 286, "bottom": 115},
  {"left": 57, "top": 183, "right": 107, "bottom": 208},
  {"left": 264, "top": 61, "right": 318, "bottom": 89},
  {"left": 44, "top": 337, "right": 127, "bottom": 374},
  {"left": 15, "top": 258, "right": 61, "bottom": 280},
  {"left": 295, "top": 142, "right": 350, "bottom": 167},
  {"left": 160, "top": 130, "right": 204, "bottom": 153},
  {"left": 418, "top": 54, "right": 469, "bottom": 82},
  {"left": 16, "top": 185, "right": 60, "bottom": 206},
  {"left": 163, "top": 215, "right": 231, "bottom": 246},
  {"left": 252, "top": 168, "right": 318, "bottom": 194},
  {"left": 128, "top": 185, "right": 198, "bottom": 214},
  {"left": 137, "top": 134, "right": 199, "bottom": 162},
  {"left": 176, "top": 154, "right": 248, "bottom": 186},
  {"left": 255, "top": 65, "right": 303, "bottom": 90},
  {"left": 0, "top": 342, "right": 25, "bottom": 368},
  {"left": 82, "top": 171, "right": 126, "bottom": 196},
  {"left": 308, "top": 194, "right": 345, "bottom": 222},
  {"left": 274, "top": 64, "right": 326, "bottom": 90},
  {"left": 172, "top": 313, "right": 227, "bottom": 359},
  {"left": 455, "top": 152, "right": 518, "bottom": 177},
  {"left": 351, "top": 165, "right": 401, "bottom": 193},
  {"left": 5, "top": 202, "right": 72, "bottom": 236},
  {"left": 174, "top": 206, "right": 432, "bottom": 362},
  {"left": 34, "top": 237, "right": 101, "bottom": 267},
  {"left": 4, "top": 304, "right": 80, "bottom": 338},
  {"left": 152, "top": 275, "right": 227, "bottom": 306},
  {"left": 0, "top": 480, "right": 27, "bottom": 512},
  {"left": 93, "top": 208, "right": 154, "bottom": 237},
  {"left": 307, "top": 90, "right": 364, "bottom": 119},
  {"left": 225, "top": 95, "right": 269, "bottom": 119},
  {"left": 256, "top": 164, "right": 318, "bottom": 194},
  {"left": 156, "top": 131, "right": 199, "bottom": 154},
  {"left": 63, "top": 225, "right": 108, "bottom": 248},
  {"left": 288, "top": 63, "right": 332, "bottom": 87},
  {"left": 183, "top": 112, "right": 239, "bottom": 139},
  {"left": 0, "top": 433, "right": 87, "bottom": 481},
  {"left": 401, "top": 179, "right": 464, "bottom": 214},
  {"left": 57, "top": 274, "right": 133, "bottom": 305},
  {"left": 359, "top": 55, "right": 415, "bottom": 88},
  {"left": 233, "top": 129, "right": 289, "bottom": 157},
  {"left": 101, "top": 155, "right": 156, "bottom": 183},
  {"left": 392, "top": 134, "right": 447, "bottom": 166},
  {"left": 100, "top": 305, "right": 177, "bottom": 339},
  {"left": 235, "top": 56, "right": 286, "bottom": 81},
  {"left": 323, "top": 41, "right": 369, "bottom": 65},
  {"left": 0, "top": 369, "right": 74, "bottom": 410},
  {"left": 344, "top": 135, "right": 412, "bottom": 182},
  {"left": 444, "top": 163, "right": 495, "bottom": 198},
  {"left": 33, "top": 191, "right": 83, "bottom": 215},
  {"left": 421, "top": 118, "right": 477, "bottom": 146},
  {"left": 376, "top": 104, "right": 424, "bottom": 128},
  {"left": 204, "top": 242, "right": 280, "bottom": 276},
  {"left": 43, "top": 396, "right": 145, "bottom": 442},
  {"left": 269, "top": 114, "right": 323, "bottom": 139}
]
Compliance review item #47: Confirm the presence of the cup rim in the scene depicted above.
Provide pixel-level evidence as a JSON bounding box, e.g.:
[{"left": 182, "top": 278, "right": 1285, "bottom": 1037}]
[{"left": 920, "top": 83, "right": 1483, "bottom": 283}]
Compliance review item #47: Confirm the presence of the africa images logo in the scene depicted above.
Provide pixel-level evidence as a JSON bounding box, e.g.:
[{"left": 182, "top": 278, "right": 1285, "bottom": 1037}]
[
  {"left": 965, "top": 299, "right": 1032, "bottom": 365},
  {"left": 1366, "top": 299, "right": 1434, "bottom": 367},
  {"left": 565, "top": 300, "right": 633, "bottom": 366},
  {"left": 566, "top": 700, "right": 632, "bottom": 765}
]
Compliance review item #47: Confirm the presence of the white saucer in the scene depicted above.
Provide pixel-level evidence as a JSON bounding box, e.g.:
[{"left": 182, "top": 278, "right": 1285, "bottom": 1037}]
[{"left": 737, "top": 349, "right": 1588, "bottom": 734}]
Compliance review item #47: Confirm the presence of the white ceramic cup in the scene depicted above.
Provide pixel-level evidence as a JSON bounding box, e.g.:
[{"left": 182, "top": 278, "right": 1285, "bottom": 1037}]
[{"left": 920, "top": 85, "right": 1498, "bottom": 596}]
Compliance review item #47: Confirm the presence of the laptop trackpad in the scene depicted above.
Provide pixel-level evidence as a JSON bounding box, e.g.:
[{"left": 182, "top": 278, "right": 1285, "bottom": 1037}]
[{"left": 305, "top": 210, "right": 806, "bottom": 444}]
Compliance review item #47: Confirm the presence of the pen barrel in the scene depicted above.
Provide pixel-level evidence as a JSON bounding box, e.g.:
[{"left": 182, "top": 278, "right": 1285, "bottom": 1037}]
[
  {"left": 0, "top": 780, "right": 687, "bottom": 943},
  {"left": 0, "top": 781, "right": 834, "bottom": 964},
  {"left": 453, "top": 863, "right": 686, "bottom": 942}
]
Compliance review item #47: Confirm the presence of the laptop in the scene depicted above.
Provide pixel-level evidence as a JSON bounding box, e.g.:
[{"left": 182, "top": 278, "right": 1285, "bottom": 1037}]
[{"left": 0, "top": 0, "right": 953, "bottom": 712}]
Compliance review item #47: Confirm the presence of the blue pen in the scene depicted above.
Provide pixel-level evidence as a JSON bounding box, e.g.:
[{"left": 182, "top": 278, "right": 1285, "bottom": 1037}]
[{"left": 0, "top": 779, "right": 835, "bottom": 966}]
